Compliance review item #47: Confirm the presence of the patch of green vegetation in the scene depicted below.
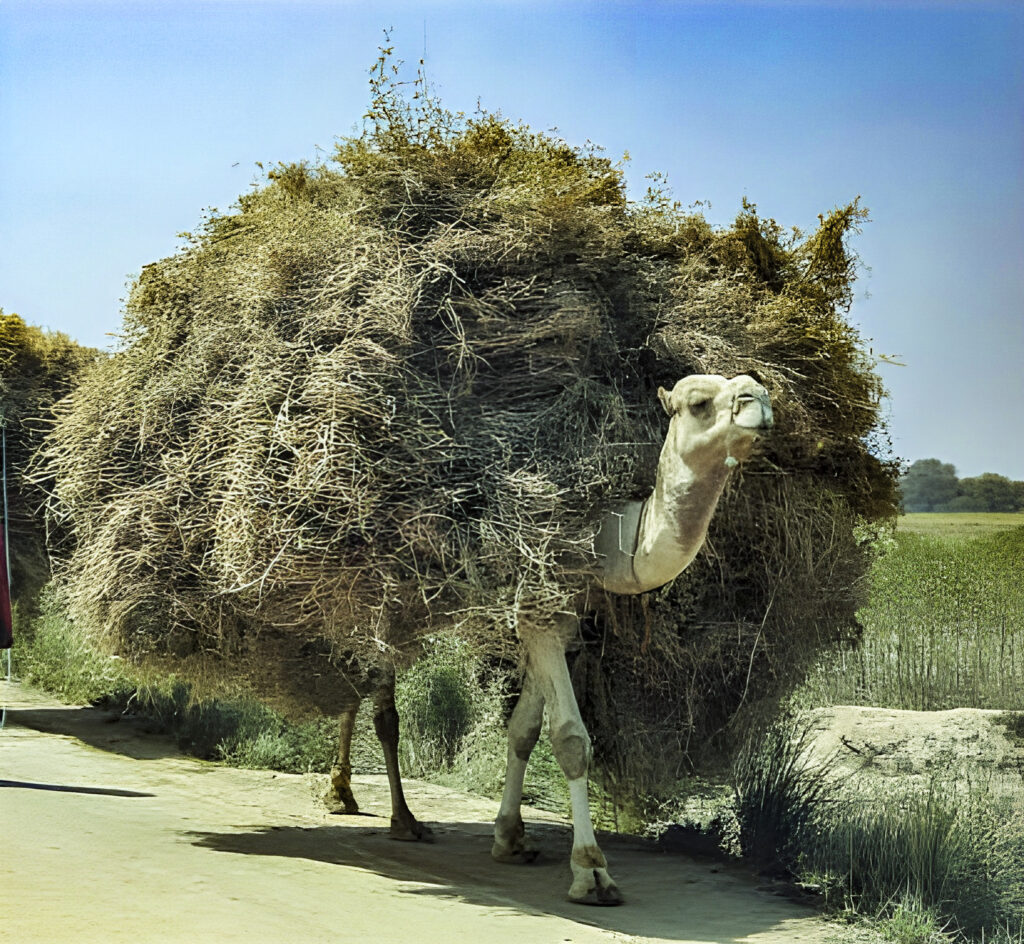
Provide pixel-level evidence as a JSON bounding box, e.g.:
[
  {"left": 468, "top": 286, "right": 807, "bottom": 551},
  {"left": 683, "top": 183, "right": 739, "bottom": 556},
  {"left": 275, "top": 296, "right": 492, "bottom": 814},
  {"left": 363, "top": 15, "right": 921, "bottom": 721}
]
[
  {"left": 132, "top": 682, "right": 340, "bottom": 772},
  {"left": 995, "top": 712, "right": 1024, "bottom": 746},
  {"left": 898, "top": 514, "right": 1024, "bottom": 540},
  {"left": 876, "top": 897, "right": 953, "bottom": 944},
  {"left": 800, "top": 527, "right": 1024, "bottom": 711},
  {"left": 11, "top": 588, "right": 133, "bottom": 705},
  {"left": 809, "top": 781, "right": 1022, "bottom": 938},
  {"left": 395, "top": 636, "right": 481, "bottom": 776}
]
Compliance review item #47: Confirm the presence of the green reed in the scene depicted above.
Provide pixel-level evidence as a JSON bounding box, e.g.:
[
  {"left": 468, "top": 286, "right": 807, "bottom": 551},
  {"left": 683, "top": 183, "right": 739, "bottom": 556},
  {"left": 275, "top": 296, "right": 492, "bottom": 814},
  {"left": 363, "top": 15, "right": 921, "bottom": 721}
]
[{"left": 803, "top": 527, "right": 1024, "bottom": 711}]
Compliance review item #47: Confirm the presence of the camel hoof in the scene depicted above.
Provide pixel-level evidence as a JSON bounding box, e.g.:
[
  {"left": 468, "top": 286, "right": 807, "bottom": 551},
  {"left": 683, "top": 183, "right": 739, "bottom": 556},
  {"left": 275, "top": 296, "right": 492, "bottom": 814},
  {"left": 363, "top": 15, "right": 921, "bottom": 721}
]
[
  {"left": 324, "top": 794, "right": 360, "bottom": 815},
  {"left": 327, "top": 802, "right": 361, "bottom": 815},
  {"left": 491, "top": 844, "right": 540, "bottom": 864},
  {"left": 492, "top": 814, "right": 538, "bottom": 863},
  {"left": 389, "top": 818, "right": 434, "bottom": 842},
  {"left": 569, "top": 870, "right": 623, "bottom": 906}
]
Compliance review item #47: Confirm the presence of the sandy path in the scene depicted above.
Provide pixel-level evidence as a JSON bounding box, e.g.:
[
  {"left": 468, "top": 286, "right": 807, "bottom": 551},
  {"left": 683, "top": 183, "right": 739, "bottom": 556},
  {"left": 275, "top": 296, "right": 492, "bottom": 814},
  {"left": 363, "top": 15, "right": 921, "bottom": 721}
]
[{"left": 1, "top": 683, "right": 831, "bottom": 944}]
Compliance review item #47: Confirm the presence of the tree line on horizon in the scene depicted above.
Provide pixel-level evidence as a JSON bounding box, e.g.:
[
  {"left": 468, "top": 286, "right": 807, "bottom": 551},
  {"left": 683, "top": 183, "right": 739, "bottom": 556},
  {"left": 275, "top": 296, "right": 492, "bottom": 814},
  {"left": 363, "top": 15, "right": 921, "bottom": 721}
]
[{"left": 900, "top": 458, "right": 1024, "bottom": 514}]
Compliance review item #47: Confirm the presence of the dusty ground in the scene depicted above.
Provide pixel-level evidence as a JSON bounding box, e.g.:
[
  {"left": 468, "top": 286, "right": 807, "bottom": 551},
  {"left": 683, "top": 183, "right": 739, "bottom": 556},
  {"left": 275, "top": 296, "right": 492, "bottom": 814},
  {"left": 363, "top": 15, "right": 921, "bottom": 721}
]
[
  {"left": 805, "top": 704, "right": 1024, "bottom": 794},
  {"left": 1, "top": 681, "right": 833, "bottom": 944}
]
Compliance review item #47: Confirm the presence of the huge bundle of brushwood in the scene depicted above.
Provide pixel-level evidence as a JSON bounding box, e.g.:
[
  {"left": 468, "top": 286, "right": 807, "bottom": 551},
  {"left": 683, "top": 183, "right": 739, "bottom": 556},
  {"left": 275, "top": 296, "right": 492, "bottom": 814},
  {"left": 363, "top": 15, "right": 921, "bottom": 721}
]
[
  {"left": 0, "top": 312, "right": 99, "bottom": 608},
  {"left": 38, "top": 64, "right": 898, "bottom": 782}
]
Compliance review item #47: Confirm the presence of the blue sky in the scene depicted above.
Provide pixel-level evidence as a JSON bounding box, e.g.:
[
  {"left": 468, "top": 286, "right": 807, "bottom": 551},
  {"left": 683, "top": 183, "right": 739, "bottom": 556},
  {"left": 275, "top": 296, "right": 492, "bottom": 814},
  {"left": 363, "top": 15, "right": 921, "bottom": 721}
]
[{"left": 2, "top": 1, "right": 1022, "bottom": 479}]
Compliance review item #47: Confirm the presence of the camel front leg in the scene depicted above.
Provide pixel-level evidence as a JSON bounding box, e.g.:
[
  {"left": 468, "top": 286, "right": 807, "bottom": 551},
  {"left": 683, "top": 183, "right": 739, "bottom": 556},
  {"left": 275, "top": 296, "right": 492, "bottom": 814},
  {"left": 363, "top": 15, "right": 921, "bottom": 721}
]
[
  {"left": 325, "top": 701, "right": 361, "bottom": 814},
  {"left": 522, "top": 627, "right": 622, "bottom": 906},
  {"left": 372, "top": 670, "right": 433, "bottom": 841},
  {"left": 492, "top": 672, "right": 544, "bottom": 863}
]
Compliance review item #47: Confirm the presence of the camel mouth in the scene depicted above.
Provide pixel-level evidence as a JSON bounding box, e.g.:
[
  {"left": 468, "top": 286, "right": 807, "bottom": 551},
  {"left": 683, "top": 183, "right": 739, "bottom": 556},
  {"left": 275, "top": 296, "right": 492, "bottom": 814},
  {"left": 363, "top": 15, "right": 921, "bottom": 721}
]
[{"left": 732, "top": 393, "right": 774, "bottom": 432}]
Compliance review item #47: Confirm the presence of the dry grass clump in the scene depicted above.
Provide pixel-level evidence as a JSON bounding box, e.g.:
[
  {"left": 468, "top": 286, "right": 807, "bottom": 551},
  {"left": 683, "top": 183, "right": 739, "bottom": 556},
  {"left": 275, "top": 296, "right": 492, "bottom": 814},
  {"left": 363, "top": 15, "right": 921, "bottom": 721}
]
[{"left": 35, "top": 60, "right": 897, "bottom": 773}]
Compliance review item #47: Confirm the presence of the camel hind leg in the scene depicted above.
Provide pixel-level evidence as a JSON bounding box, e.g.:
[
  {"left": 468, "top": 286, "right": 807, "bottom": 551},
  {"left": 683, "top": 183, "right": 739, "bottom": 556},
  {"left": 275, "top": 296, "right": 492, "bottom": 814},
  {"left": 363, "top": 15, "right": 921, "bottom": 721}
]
[
  {"left": 373, "top": 669, "right": 433, "bottom": 841},
  {"left": 325, "top": 703, "right": 360, "bottom": 814}
]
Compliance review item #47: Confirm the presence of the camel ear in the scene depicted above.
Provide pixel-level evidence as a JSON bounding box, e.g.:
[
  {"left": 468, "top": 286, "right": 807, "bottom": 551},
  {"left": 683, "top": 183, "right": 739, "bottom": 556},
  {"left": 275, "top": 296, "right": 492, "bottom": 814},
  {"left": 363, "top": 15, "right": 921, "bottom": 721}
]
[{"left": 658, "top": 386, "right": 674, "bottom": 416}]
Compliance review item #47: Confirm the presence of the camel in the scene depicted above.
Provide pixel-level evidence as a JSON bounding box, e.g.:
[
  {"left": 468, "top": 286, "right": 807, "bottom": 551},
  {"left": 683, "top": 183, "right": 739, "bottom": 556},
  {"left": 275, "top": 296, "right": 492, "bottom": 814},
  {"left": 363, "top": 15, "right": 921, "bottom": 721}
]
[{"left": 325, "top": 373, "right": 774, "bottom": 903}]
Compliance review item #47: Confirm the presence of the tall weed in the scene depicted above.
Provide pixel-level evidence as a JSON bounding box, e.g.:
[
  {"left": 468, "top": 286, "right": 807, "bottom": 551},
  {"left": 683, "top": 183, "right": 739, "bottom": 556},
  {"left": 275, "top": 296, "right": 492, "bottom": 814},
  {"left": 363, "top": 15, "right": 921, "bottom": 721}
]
[
  {"left": 731, "top": 713, "right": 1024, "bottom": 941},
  {"left": 805, "top": 777, "right": 1024, "bottom": 939},
  {"left": 732, "top": 712, "right": 836, "bottom": 870}
]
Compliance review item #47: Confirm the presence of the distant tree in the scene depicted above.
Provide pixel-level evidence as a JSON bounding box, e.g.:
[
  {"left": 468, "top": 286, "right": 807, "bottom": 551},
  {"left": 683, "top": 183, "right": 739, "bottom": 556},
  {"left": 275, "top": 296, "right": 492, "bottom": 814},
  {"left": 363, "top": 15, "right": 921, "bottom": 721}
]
[
  {"left": 1014, "top": 480, "right": 1024, "bottom": 510},
  {"left": 940, "top": 473, "right": 1024, "bottom": 513},
  {"left": 900, "top": 458, "right": 959, "bottom": 512}
]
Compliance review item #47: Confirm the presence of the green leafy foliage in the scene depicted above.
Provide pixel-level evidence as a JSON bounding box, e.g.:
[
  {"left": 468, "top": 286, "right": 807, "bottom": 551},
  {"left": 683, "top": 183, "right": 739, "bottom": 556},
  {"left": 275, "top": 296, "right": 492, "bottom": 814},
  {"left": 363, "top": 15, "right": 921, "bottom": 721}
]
[
  {"left": 948, "top": 474, "right": 1024, "bottom": 513},
  {"left": 901, "top": 460, "right": 1023, "bottom": 513},
  {"left": 901, "top": 459, "right": 960, "bottom": 513},
  {"left": 395, "top": 636, "right": 480, "bottom": 774}
]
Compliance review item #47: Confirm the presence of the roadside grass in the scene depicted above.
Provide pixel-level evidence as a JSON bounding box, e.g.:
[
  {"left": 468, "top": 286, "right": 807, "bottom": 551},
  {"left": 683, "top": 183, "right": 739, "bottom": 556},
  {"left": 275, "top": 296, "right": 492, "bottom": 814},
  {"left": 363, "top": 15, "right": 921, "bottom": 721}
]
[
  {"left": 10, "top": 591, "right": 134, "bottom": 706},
  {"left": 734, "top": 713, "right": 1024, "bottom": 944}
]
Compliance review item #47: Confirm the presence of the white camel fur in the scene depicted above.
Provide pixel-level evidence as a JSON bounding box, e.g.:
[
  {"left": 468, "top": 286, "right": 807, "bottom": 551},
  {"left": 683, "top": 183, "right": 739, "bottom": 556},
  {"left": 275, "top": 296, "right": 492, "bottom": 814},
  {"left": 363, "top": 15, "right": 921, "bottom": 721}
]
[{"left": 490, "top": 374, "right": 773, "bottom": 905}]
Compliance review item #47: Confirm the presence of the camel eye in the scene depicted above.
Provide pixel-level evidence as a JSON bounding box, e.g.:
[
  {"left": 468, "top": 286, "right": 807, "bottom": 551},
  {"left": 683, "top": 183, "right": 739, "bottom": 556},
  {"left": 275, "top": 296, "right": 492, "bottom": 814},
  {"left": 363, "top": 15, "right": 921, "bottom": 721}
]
[{"left": 688, "top": 398, "right": 712, "bottom": 416}]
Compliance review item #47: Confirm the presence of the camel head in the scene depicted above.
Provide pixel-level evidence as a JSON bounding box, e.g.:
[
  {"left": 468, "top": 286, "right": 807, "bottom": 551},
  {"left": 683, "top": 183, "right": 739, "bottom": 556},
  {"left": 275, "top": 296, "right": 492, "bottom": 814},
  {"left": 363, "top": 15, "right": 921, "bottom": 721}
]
[{"left": 657, "top": 374, "right": 773, "bottom": 471}]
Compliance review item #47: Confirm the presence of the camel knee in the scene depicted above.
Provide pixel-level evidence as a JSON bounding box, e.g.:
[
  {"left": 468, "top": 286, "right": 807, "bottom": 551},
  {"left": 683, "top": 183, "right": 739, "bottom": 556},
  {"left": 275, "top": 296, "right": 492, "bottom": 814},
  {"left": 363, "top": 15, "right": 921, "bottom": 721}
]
[
  {"left": 550, "top": 720, "right": 591, "bottom": 781},
  {"left": 374, "top": 704, "right": 400, "bottom": 746},
  {"left": 509, "top": 720, "right": 541, "bottom": 761}
]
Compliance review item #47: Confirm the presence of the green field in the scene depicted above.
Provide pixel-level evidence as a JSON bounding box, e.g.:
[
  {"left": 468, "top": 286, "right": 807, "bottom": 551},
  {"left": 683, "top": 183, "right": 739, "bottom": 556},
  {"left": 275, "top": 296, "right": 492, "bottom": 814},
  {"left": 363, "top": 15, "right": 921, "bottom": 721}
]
[
  {"left": 802, "top": 519, "right": 1024, "bottom": 711},
  {"left": 898, "top": 512, "right": 1024, "bottom": 539}
]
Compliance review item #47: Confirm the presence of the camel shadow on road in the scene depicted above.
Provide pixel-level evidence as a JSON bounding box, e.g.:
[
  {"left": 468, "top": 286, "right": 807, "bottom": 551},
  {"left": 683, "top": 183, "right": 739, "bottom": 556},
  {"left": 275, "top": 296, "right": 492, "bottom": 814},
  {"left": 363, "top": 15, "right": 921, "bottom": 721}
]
[{"left": 188, "top": 820, "right": 818, "bottom": 943}]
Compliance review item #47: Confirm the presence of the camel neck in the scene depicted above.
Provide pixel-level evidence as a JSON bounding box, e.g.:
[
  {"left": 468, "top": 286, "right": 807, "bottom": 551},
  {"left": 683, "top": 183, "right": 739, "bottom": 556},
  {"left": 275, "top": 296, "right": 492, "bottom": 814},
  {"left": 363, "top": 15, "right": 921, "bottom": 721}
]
[{"left": 629, "top": 443, "right": 731, "bottom": 593}]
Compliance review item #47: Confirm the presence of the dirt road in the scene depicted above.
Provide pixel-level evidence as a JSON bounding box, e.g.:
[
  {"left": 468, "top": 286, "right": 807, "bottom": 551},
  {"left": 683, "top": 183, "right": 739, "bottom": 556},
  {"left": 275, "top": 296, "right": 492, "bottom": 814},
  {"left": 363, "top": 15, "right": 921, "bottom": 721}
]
[{"left": 1, "top": 682, "right": 831, "bottom": 944}]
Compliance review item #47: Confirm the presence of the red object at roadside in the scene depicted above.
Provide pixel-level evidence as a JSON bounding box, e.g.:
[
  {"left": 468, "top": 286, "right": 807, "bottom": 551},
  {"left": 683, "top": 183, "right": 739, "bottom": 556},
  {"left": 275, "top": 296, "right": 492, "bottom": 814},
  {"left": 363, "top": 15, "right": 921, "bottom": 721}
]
[{"left": 0, "top": 524, "right": 12, "bottom": 648}]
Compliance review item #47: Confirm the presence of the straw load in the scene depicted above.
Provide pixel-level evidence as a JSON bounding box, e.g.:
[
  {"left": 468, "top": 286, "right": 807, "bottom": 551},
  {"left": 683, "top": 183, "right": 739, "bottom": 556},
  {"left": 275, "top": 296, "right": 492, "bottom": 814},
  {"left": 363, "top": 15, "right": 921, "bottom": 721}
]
[
  {"left": 36, "top": 81, "right": 898, "bottom": 781},
  {"left": 0, "top": 313, "right": 98, "bottom": 604}
]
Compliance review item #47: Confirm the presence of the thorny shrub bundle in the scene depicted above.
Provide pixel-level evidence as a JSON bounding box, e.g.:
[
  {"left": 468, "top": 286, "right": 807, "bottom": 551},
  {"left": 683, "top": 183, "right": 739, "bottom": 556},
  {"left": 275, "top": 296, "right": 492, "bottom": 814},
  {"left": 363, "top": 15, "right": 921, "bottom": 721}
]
[
  {"left": 36, "top": 62, "right": 898, "bottom": 794},
  {"left": 0, "top": 313, "right": 98, "bottom": 602}
]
